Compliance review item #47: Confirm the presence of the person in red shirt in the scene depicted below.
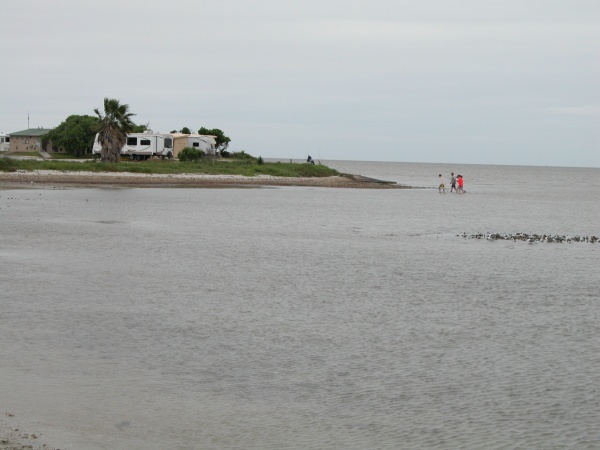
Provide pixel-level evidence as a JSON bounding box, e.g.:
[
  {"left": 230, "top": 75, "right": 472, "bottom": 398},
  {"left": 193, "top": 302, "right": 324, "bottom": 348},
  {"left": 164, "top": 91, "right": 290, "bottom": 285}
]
[{"left": 457, "top": 175, "right": 464, "bottom": 193}]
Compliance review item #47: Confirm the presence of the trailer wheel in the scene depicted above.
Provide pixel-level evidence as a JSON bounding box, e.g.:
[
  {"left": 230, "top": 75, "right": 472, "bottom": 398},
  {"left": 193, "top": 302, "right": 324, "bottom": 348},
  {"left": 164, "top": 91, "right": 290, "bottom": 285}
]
[
  {"left": 136, "top": 155, "right": 143, "bottom": 161},
  {"left": 167, "top": 151, "right": 173, "bottom": 160},
  {"left": 129, "top": 155, "right": 135, "bottom": 160}
]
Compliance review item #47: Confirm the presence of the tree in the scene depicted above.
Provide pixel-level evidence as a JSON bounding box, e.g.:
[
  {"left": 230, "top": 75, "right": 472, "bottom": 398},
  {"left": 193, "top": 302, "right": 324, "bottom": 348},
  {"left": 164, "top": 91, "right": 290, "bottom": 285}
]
[
  {"left": 132, "top": 123, "right": 150, "bottom": 133},
  {"left": 43, "top": 115, "right": 99, "bottom": 157},
  {"left": 94, "top": 98, "right": 136, "bottom": 163},
  {"left": 198, "top": 127, "right": 231, "bottom": 153},
  {"left": 181, "top": 127, "right": 191, "bottom": 134}
]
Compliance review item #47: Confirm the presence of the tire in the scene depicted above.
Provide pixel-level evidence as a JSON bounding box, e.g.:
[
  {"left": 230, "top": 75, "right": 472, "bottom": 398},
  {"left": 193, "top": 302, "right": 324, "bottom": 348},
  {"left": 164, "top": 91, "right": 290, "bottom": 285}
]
[{"left": 129, "top": 155, "right": 135, "bottom": 160}]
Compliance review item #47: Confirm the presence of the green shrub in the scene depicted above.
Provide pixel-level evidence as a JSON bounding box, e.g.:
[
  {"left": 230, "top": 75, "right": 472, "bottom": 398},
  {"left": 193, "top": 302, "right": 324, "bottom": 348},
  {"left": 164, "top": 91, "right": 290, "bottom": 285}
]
[
  {"left": 257, "top": 156, "right": 264, "bottom": 165},
  {"left": 0, "top": 157, "right": 17, "bottom": 172},
  {"left": 229, "top": 150, "right": 256, "bottom": 161},
  {"left": 178, "top": 147, "right": 204, "bottom": 162}
]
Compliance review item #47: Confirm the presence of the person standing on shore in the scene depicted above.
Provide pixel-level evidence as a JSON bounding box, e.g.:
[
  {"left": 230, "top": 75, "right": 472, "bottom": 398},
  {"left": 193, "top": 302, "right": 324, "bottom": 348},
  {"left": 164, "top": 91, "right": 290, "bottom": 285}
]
[
  {"left": 457, "top": 174, "right": 464, "bottom": 193},
  {"left": 450, "top": 172, "right": 457, "bottom": 192},
  {"left": 438, "top": 174, "right": 445, "bottom": 193}
]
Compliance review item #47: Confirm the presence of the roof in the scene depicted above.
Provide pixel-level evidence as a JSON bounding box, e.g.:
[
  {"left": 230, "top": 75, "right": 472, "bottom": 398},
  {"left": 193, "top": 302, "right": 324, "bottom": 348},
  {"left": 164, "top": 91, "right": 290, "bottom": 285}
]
[{"left": 9, "top": 128, "right": 53, "bottom": 137}]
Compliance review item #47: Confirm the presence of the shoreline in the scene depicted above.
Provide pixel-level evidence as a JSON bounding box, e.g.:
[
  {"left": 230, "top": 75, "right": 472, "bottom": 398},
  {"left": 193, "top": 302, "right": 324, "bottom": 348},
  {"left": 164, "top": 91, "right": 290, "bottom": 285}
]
[
  {"left": 0, "top": 417, "right": 55, "bottom": 450},
  {"left": 0, "top": 170, "right": 409, "bottom": 189}
]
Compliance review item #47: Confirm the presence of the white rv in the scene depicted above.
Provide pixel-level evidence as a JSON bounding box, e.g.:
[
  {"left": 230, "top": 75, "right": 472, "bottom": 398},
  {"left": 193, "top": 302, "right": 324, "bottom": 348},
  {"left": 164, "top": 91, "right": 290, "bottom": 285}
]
[
  {"left": 0, "top": 133, "right": 10, "bottom": 152},
  {"left": 187, "top": 134, "right": 217, "bottom": 154},
  {"left": 92, "top": 131, "right": 174, "bottom": 160}
]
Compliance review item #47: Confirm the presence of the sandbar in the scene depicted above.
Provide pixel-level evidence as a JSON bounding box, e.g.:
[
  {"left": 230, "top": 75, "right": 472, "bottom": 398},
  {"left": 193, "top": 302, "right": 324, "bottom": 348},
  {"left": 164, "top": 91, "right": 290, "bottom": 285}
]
[{"left": 0, "top": 170, "right": 407, "bottom": 189}]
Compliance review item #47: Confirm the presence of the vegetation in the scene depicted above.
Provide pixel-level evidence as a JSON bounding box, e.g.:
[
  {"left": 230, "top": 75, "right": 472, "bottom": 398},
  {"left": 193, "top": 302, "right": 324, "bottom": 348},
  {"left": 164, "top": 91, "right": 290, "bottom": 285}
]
[
  {"left": 0, "top": 157, "right": 342, "bottom": 178},
  {"left": 42, "top": 115, "right": 99, "bottom": 157},
  {"left": 4, "top": 151, "right": 40, "bottom": 157},
  {"left": 178, "top": 147, "right": 204, "bottom": 162},
  {"left": 131, "top": 123, "right": 150, "bottom": 133},
  {"left": 94, "top": 98, "right": 136, "bottom": 163},
  {"left": 0, "top": 157, "right": 16, "bottom": 171},
  {"left": 49, "top": 152, "right": 94, "bottom": 159},
  {"left": 229, "top": 150, "right": 256, "bottom": 161}
]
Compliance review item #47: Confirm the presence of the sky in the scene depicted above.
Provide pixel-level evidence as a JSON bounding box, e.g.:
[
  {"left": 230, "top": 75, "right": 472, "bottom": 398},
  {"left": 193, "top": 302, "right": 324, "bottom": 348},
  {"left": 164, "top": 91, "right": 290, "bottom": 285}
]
[{"left": 1, "top": 0, "right": 598, "bottom": 167}]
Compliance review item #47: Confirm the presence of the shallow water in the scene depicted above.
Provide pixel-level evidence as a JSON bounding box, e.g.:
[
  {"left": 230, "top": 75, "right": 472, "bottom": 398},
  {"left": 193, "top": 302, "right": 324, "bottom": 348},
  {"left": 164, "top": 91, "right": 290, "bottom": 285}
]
[{"left": 1, "top": 162, "right": 599, "bottom": 449}]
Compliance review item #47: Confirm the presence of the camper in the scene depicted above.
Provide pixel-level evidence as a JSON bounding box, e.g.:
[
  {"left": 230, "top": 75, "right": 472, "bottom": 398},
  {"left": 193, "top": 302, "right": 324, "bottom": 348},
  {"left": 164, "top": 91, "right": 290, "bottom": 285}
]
[
  {"left": 172, "top": 134, "right": 218, "bottom": 158},
  {"left": 0, "top": 133, "right": 10, "bottom": 152},
  {"left": 187, "top": 134, "right": 217, "bottom": 154},
  {"left": 92, "top": 131, "right": 174, "bottom": 160}
]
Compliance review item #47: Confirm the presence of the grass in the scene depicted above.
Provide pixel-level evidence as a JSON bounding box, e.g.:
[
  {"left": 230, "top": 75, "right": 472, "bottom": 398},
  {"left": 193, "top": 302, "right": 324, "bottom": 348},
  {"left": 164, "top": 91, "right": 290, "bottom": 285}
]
[
  {"left": 0, "top": 157, "right": 344, "bottom": 178},
  {"left": 49, "top": 152, "right": 95, "bottom": 159},
  {"left": 4, "top": 151, "right": 41, "bottom": 157}
]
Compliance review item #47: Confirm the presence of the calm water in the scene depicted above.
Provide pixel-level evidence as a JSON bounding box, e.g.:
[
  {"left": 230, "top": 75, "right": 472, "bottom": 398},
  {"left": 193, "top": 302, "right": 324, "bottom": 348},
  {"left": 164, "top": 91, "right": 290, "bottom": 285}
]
[{"left": 1, "top": 161, "right": 599, "bottom": 449}]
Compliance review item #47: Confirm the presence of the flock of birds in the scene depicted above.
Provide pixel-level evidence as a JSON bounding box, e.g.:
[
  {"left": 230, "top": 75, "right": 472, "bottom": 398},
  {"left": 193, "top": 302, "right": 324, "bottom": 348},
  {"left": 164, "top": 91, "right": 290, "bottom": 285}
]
[{"left": 461, "top": 232, "right": 598, "bottom": 244}]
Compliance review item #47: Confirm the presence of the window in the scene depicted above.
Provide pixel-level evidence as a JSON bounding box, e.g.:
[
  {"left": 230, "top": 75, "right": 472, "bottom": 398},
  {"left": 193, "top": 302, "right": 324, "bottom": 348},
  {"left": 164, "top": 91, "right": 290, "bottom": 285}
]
[
  {"left": 164, "top": 138, "right": 172, "bottom": 148},
  {"left": 193, "top": 142, "right": 199, "bottom": 147},
  {"left": 140, "top": 139, "right": 151, "bottom": 145},
  {"left": 127, "top": 137, "right": 137, "bottom": 145}
]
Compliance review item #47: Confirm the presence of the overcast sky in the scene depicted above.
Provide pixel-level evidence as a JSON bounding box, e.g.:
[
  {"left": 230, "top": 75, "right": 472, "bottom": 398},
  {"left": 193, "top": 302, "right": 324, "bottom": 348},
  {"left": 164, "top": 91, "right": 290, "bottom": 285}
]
[{"left": 2, "top": 0, "right": 598, "bottom": 167}]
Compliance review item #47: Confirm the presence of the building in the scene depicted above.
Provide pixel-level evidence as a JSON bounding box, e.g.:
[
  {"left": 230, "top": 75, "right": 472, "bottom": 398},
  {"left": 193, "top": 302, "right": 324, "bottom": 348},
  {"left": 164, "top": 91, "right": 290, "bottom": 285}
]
[{"left": 8, "top": 128, "right": 52, "bottom": 153}]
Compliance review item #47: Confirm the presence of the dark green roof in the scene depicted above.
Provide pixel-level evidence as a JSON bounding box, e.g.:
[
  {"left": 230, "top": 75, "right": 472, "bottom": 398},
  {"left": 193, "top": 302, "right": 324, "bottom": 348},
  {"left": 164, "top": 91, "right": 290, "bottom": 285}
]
[{"left": 10, "top": 128, "right": 53, "bottom": 137}]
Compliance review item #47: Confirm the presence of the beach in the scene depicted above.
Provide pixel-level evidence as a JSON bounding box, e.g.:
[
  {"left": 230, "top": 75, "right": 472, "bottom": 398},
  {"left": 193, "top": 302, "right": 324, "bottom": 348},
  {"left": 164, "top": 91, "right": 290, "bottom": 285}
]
[{"left": 0, "top": 170, "right": 405, "bottom": 189}]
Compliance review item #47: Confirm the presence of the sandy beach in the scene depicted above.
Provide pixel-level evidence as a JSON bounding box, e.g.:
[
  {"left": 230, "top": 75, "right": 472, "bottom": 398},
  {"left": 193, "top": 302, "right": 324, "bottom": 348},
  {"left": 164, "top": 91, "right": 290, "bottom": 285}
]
[{"left": 0, "top": 170, "right": 406, "bottom": 189}]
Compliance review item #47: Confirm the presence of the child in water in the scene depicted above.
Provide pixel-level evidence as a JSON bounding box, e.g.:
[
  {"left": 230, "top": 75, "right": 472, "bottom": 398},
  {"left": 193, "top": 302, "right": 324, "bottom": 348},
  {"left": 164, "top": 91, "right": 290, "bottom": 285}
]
[
  {"left": 438, "top": 174, "right": 445, "bottom": 193},
  {"left": 457, "top": 175, "right": 464, "bottom": 193}
]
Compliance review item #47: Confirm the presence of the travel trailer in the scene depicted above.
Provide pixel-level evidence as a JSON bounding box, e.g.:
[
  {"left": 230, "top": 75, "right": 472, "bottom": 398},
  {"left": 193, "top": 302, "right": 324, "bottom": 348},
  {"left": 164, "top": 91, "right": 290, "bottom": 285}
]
[
  {"left": 92, "top": 131, "right": 174, "bottom": 160},
  {"left": 172, "top": 134, "right": 218, "bottom": 158},
  {"left": 0, "top": 133, "right": 10, "bottom": 152},
  {"left": 187, "top": 135, "right": 217, "bottom": 154}
]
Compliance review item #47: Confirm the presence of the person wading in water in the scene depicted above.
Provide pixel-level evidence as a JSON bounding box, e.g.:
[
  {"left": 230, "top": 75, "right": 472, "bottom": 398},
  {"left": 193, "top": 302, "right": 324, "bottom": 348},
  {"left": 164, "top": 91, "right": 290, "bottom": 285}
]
[{"left": 450, "top": 172, "right": 457, "bottom": 192}]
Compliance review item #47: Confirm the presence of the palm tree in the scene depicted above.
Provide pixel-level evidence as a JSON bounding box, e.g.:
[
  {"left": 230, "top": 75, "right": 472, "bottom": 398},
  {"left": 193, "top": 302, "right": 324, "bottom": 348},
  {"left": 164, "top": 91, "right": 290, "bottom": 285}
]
[{"left": 94, "top": 98, "right": 136, "bottom": 163}]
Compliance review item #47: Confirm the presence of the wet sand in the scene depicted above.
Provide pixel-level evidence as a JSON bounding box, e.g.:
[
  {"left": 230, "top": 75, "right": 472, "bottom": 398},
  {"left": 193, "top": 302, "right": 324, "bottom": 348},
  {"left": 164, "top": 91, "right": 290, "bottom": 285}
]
[
  {"left": 0, "top": 416, "right": 55, "bottom": 450},
  {"left": 0, "top": 170, "right": 406, "bottom": 189}
]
